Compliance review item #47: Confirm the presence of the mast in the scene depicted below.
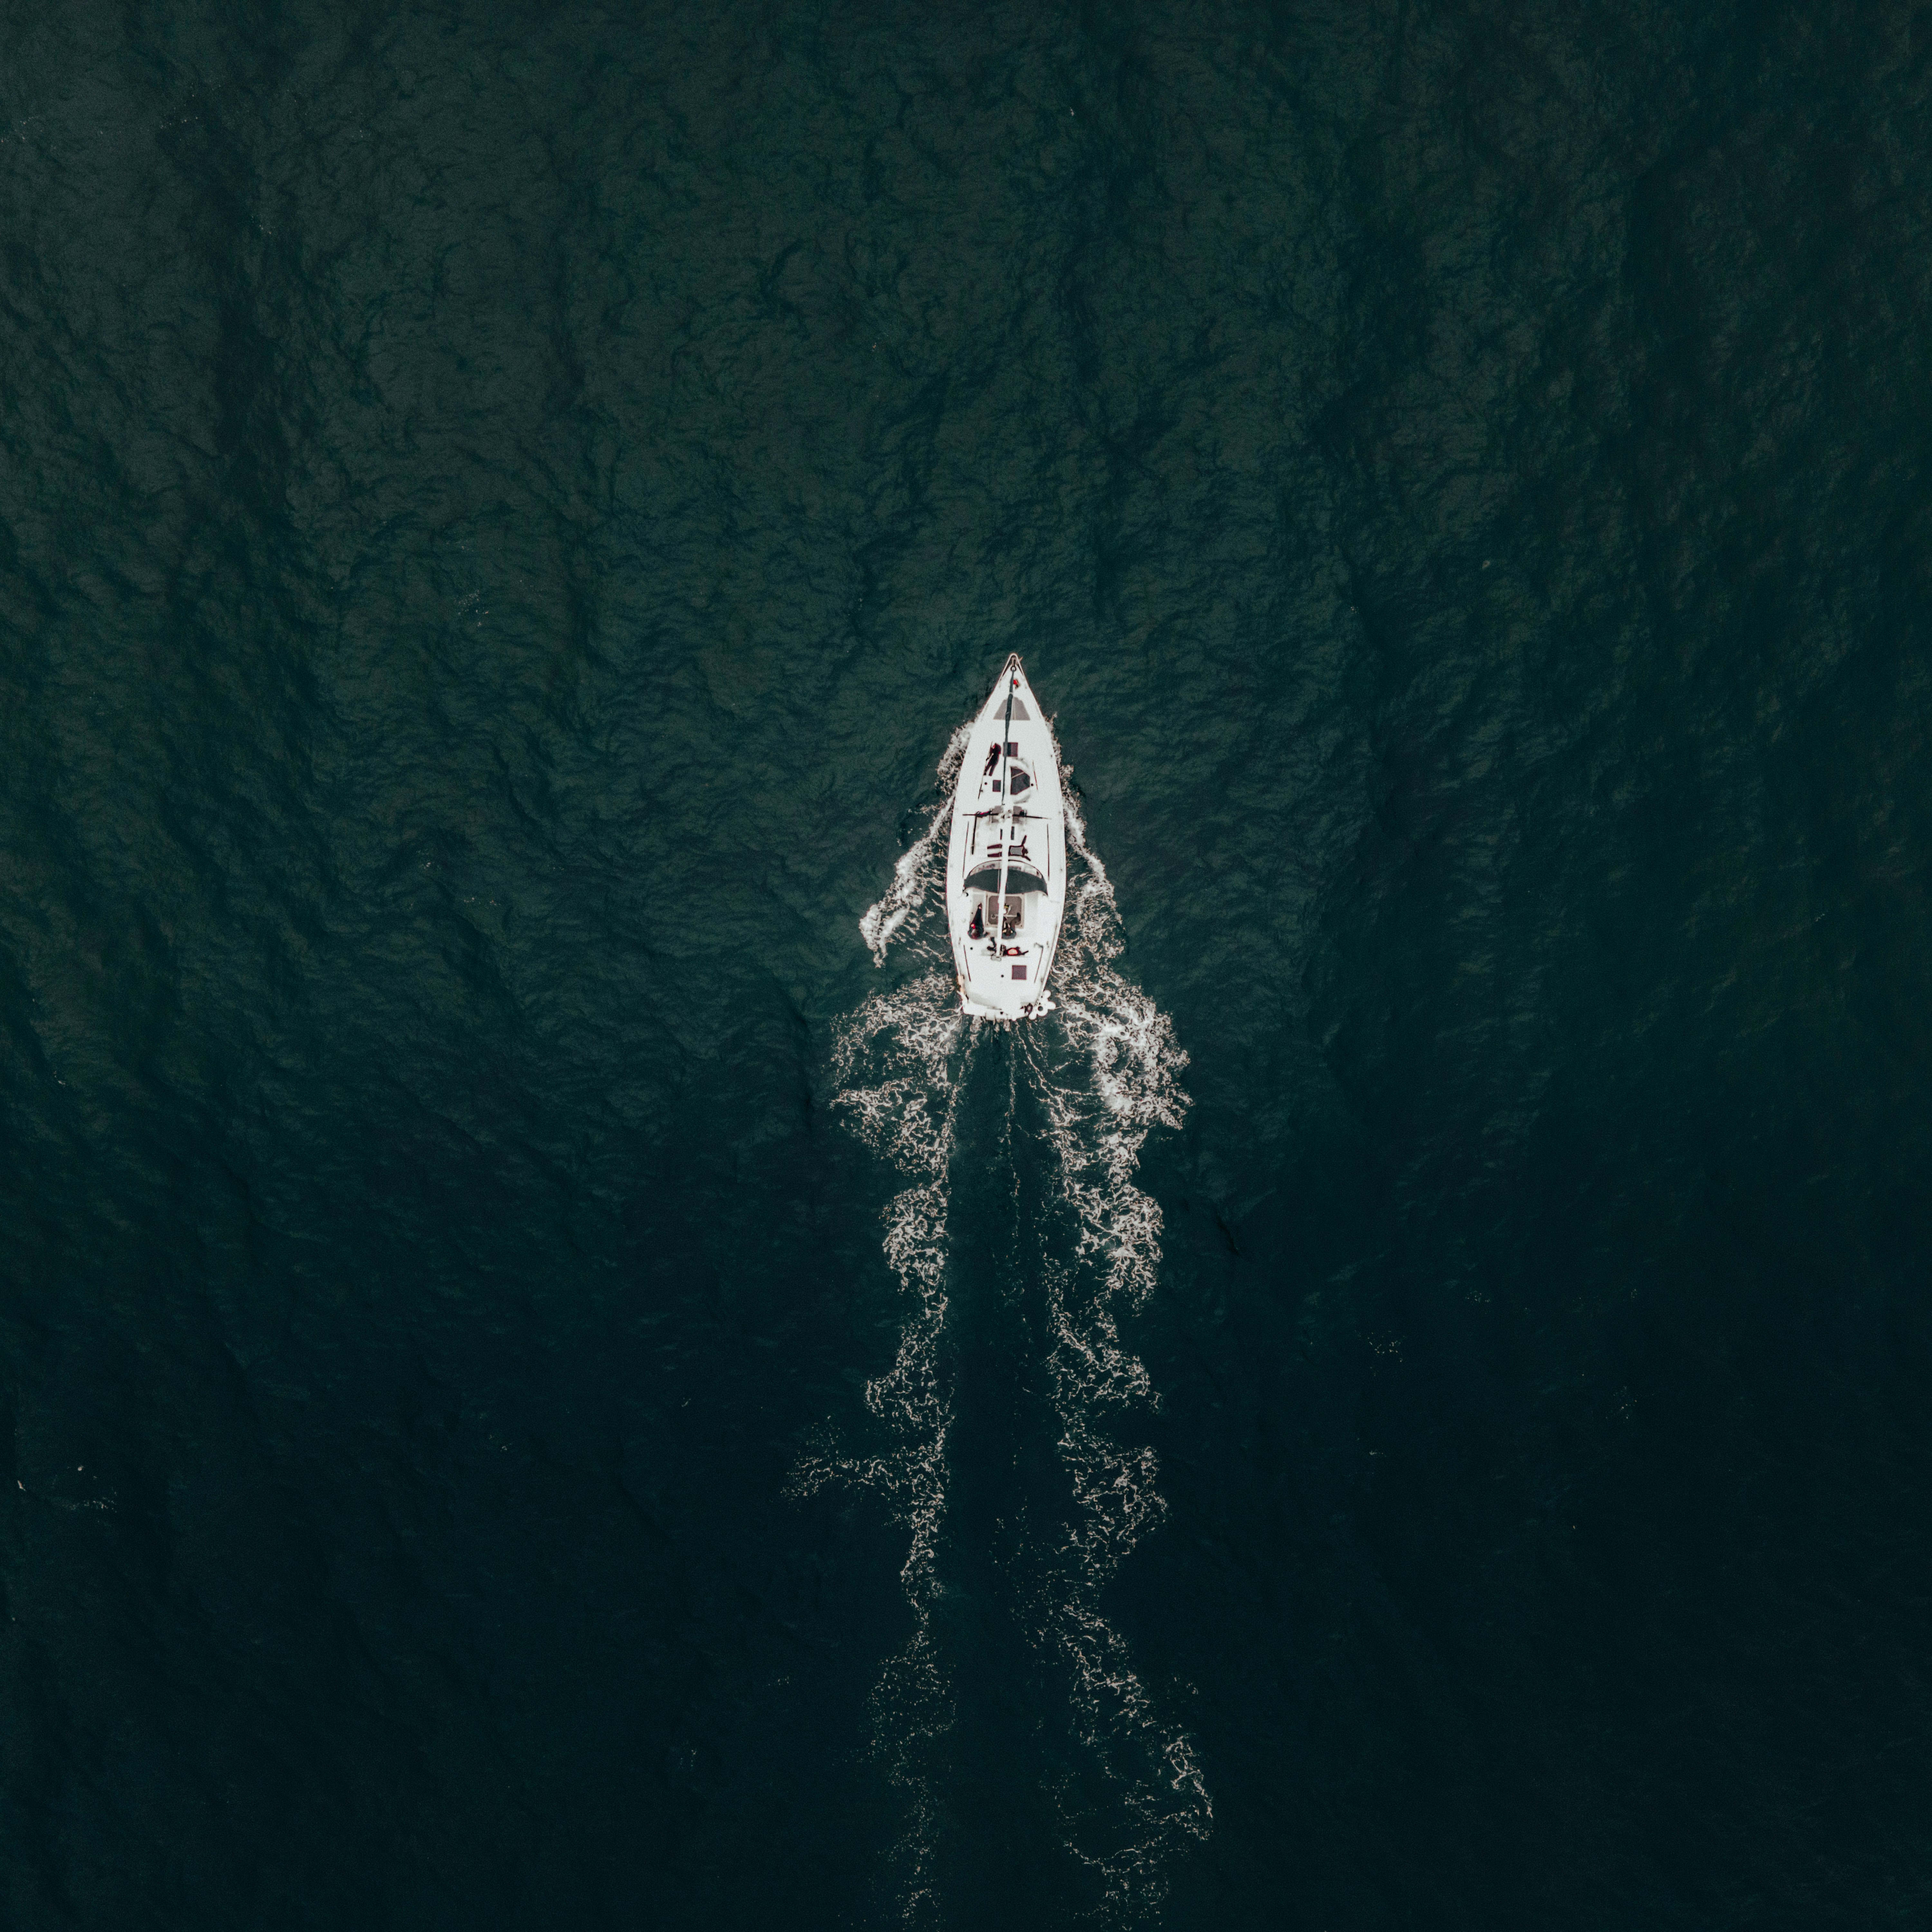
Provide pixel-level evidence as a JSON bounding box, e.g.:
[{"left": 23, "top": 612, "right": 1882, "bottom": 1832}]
[{"left": 990, "top": 658, "right": 1018, "bottom": 954}]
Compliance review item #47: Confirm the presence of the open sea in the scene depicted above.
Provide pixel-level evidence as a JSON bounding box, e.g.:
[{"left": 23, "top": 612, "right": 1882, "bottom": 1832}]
[{"left": 4, "top": 4, "right": 1931, "bottom": 1926}]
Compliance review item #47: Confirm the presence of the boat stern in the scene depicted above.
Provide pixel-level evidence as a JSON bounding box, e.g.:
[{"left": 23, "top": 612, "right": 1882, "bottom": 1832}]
[{"left": 957, "top": 976, "right": 1055, "bottom": 1023}]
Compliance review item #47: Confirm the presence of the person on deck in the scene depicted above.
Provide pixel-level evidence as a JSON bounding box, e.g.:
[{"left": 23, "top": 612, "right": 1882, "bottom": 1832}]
[{"left": 983, "top": 743, "right": 1001, "bottom": 777}]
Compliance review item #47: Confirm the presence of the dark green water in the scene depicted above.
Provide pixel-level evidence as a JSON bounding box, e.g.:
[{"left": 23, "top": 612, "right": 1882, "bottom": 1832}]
[{"left": 5, "top": 3, "right": 1931, "bottom": 1926}]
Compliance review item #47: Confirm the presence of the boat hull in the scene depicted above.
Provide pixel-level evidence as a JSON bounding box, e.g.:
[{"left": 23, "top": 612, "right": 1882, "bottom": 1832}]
[{"left": 945, "top": 656, "right": 1066, "bottom": 1020}]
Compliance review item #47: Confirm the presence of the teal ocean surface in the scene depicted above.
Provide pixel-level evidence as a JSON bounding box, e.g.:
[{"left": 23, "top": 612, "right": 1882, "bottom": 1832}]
[{"left": 4, "top": 4, "right": 1930, "bottom": 1926}]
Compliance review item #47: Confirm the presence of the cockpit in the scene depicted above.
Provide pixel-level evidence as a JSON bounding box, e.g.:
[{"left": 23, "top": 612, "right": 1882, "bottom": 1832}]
[
  {"left": 965, "top": 738, "right": 1048, "bottom": 948},
  {"left": 968, "top": 892, "right": 1029, "bottom": 941}
]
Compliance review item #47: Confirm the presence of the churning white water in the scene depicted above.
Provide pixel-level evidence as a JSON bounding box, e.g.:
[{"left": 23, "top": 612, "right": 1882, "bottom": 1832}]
[{"left": 797, "top": 706, "right": 1209, "bottom": 1922}]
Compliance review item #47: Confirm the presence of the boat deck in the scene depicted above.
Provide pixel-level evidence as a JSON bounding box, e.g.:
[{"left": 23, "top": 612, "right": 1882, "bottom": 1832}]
[{"left": 946, "top": 660, "right": 1066, "bottom": 1019}]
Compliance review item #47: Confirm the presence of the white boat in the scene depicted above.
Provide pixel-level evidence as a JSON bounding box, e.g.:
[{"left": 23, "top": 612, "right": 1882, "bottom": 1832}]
[{"left": 946, "top": 655, "right": 1066, "bottom": 1020}]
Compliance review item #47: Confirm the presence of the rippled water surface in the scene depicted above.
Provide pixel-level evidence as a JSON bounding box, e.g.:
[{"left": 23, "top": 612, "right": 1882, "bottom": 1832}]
[{"left": 5, "top": 4, "right": 1931, "bottom": 1927}]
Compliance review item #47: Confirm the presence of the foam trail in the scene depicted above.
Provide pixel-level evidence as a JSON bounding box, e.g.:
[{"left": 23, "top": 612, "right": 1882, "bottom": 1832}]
[
  {"left": 858, "top": 717, "right": 971, "bottom": 966},
  {"left": 1014, "top": 745, "right": 1214, "bottom": 1918},
  {"left": 793, "top": 967, "right": 971, "bottom": 1919},
  {"left": 792, "top": 714, "right": 976, "bottom": 1919},
  {"left": 800, "top": 702, "right": 1208, "bottom": 1924}
]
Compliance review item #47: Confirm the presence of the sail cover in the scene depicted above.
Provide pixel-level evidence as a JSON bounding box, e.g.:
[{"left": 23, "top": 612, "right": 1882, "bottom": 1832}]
[{"left": 964, "top": 861, "right": 1047, "bottom": 894}]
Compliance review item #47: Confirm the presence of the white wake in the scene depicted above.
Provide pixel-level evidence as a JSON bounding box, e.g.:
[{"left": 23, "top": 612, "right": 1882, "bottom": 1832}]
[
  {"left": 797, "top": 701, "right": 1209, "bottom": 1922},
  {"left": 1017, "top": 782, "right": 1213, "bottom": 1909},
  {"left": 857, "top": 717, "right": 973, "bottom": 967},
  {"left": 791, "top": 720, "right": 973, "bottom": 1918}
]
